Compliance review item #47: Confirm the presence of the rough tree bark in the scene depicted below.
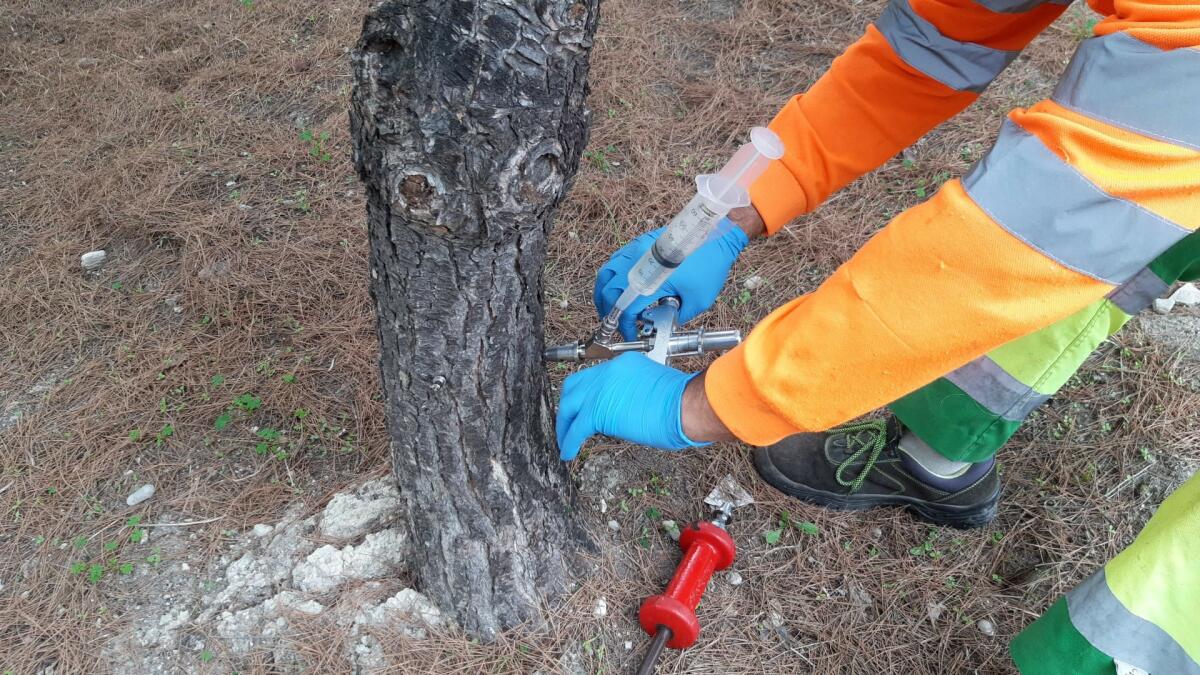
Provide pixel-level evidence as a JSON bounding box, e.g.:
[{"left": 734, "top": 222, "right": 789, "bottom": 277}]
[{"left": 349, "top": 0, "right": 601, "bottom": 640}]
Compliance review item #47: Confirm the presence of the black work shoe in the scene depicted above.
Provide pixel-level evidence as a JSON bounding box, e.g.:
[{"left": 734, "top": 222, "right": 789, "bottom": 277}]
[{"left": 752, "top": 419, "right": 1000, "bottom": 529}]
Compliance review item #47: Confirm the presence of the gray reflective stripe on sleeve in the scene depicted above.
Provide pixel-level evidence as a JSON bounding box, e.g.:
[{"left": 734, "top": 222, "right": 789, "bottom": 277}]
[
  {"left": 875, "top": 0, "right": 1020, "bottom": 93},
  {"left": 1053, "top": 32, "right": 1200, "bottom": 152},
  {"left": 1107, "top": 267, "right": 1170, "bottom": 315},
  {"left": 962, "top": 120, "right": 1190, "bottom": 285},
  {"left": 945, "top": 356, "right": 1048, "bottom": 422},
  {"left": 975, "top": 0, "right": 1072, "bottom": 13},
  {"left": 1067, "top": 570, "right": 1200, "bottom": 675}
]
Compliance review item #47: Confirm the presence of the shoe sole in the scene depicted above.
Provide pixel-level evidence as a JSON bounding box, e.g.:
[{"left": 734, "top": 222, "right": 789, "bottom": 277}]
[{"left": 753, "top": 447, "right": 999, "bottom": 530}]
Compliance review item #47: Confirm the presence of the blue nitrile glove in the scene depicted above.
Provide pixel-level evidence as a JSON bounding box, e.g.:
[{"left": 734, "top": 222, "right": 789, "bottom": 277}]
[
  {"left": 594, "top": 219, "right": 748, "bottom": 340},
  {"left": 556, "top": 352, "right": 709, "bottom": 460}
]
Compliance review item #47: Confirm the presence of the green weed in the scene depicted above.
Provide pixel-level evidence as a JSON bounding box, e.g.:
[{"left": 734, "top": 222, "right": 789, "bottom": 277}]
[
  {"left": 233, "top": 393, "right": 261, "bottom": 412},
  {"left": 584, "top": 145, "right": 616, "bottom": 172},
  {"left": 154, "top": 424, "right": 174, "bottom": 446},
  {"left": 299, "top": 129, "right": 332, "bottom": 162}
]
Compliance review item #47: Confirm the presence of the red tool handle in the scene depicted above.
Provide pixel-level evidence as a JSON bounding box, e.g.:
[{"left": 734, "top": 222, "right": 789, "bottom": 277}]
[{"left": 638, "top": 521, "right": 736, "bottom": 649}]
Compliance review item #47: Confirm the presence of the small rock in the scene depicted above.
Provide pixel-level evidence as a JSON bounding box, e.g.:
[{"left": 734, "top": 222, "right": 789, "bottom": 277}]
[
  {"left": 318, "top": 478, "right": 402, "bottom": 539},
  {"left": 224, "top": 180, "right": 237, "bottom": 187},
  {"left": 1154, "top": 298, "right": 1176, "bottom": 314},
  {"left": 567, "top": 231, "right": 579, "bottom": 240},
  {"left": 607, "top": 519, "right": 620, "bottom": 532},
  {"left": 76, "top": 57, "right": 100, "bottom": 68},
  {"left": 742, "top": 275, "right": 765, "bottom": 290},
  {"left": 180, "top": 563, "right": 189, "bottom": 572},
  {"left": 762, "top": 610, "right": 792, "bottom": 643},
  {"left": 977, "top": 618, "right": 996, "bottom": 636},
  {"left": 1170, "top": 282, "right": 1200, "bottom": 306},
  {"left": 926, "top": 601, "right": 945, "bottom": 625},
  {"left": 126, "top": 484, "right": 155, "bottom": 506},
  {"left": 661, "top": 520, "right": 680, "bottom": 541},
  {"left": 252, "top": 523, "right": 274, "bottom": 537},
  {"left": 598, "top": 498, "right": 607, "bottom": 514},
  {"left": 870, "top": 527, "right": 883, "bottom": 538},
  {"left": 593, "top": 597, "right": 607, "bottom": 618},
  {"left": 623, "top": 641, "right": 633, "bottom": 651},
  {"left": 726, "top": 570, "right": 743, "bottom": 586},
  {"left": 80, "top": 250, "right": 107, "bottom": 271}
]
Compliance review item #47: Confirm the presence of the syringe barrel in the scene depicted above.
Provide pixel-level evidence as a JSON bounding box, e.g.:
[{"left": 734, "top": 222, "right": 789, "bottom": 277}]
[
  {"left": 621, "top": 127, "right": 785, "bottom": 302},
  {"left": 626, "top": 189, "right": 726, "bottom": 296}
]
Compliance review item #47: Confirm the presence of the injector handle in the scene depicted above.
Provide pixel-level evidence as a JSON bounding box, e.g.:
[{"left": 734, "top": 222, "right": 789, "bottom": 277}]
[{"left": 637, "top": 521, "right": 736, "bottom": 650}]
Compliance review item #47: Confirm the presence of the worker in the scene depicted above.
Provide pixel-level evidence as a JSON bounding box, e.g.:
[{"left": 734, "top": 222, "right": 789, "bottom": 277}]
[{"left": 556, "top": 0, "right": 1200, "bottom": 671}]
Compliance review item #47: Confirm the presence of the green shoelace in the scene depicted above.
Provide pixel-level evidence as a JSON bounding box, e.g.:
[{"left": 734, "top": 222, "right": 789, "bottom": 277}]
[{"left": 832, "top": 420, "right": 890, "bottom": 494}]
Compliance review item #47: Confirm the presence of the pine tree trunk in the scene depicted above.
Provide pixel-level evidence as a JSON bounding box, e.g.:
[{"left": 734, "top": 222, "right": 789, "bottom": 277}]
[{"left": 349, "top": 0, "right": 600, "bottom": 640}]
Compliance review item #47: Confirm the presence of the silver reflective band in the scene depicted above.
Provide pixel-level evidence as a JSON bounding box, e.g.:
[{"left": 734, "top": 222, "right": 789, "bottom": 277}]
[
  {"left": 963, "top": 121, "right": 1190, "bottom": 284},
  {"left": 974, "top": 0, "right": 1072, "bottom": 13},
  {"left": 1054, "top": 32, "right": 1200, "bottom": 152},
  {"left": 876, "top": 0, "right": 1020, "bottom": 93},
  {"left": 1107, "top": 267, "right": 1169, "bottom": 315},
  {"left": 945, "top": 357, "right": 1047, "bottom": 422},
  {"left": 1068, "top": 571, "right": 1200, "bottom": 675}
]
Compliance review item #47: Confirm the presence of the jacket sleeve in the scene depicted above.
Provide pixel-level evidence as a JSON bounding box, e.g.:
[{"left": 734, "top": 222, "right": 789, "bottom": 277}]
[
  {"left": 710, "top": 0, "right": 1200, "bottom": 444},
  {"left": 751, "top": 0, "right": 1070, "bottom": 233}
]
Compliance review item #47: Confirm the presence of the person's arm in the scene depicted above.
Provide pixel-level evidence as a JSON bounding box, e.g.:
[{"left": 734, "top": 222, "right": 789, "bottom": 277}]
[
  {"left": 751, "top": 0, "right": 1071, "bottom": 234},
  {"left": 701, "top": 0, "right": 1200, "bottom": 444}
]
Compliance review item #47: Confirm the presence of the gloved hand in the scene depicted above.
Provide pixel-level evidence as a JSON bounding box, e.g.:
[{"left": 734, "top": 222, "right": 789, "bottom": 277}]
[
  {"left": 594, "top": 219, "right": 748, "bottom": 340},
  {"left": 556, "top": 352, "right": 708, "bottom": 460}
]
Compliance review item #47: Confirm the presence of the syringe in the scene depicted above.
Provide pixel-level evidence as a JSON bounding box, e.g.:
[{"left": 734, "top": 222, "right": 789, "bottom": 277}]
[{"left": 593, "top": 127, "right": 785, "bottom": 345}]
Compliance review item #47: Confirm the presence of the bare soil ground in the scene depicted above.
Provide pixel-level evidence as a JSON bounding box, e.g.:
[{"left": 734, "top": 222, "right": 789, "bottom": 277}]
[{"left": 2, "top": 1, "right": 1198, "bottom": 674}]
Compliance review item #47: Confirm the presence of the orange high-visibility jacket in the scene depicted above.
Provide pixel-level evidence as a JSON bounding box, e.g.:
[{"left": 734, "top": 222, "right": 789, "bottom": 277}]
[{"left": 706, "top": 0, "right": 1200, "bottom": 444}]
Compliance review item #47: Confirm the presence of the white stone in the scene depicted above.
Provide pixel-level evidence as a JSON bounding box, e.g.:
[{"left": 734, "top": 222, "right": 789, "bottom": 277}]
[
  {"left": 252, "top": 523, "right": 274, "bottom": 537},
  {"left": 593, "top": 597, "right": 607, "bottom": 618},
  {"left": 1169, "top": 282, "right": 1200, "bottom": 306},
  {"left": 976, "top": 619, "right": 996, "bottom": 636},
  {"left": 80, "top": 250, "right": 107, "bottom": 271},
  {"left": 125, "top": 484, "right": 155, "bottom": 506},
  {"left": 292, "top": 528, "right": 407, "bottom": 593},
  {"left": 742, "top": 275, "right": 765, "bottom": 290},
  {"left": 318, "top": 478, "right": 403, "bottom": 540},
  {"left": 926, "top": 601, "right": 945, "bottom": 625},
  {"left": 623, "top": 641, "right": 633, "bottom": 651},
  {"left": 352, "top": 635, "right": 386, "bottom": 671},
  {"left": 1154, "top": 298, "right": 1176, "bottom": 314},
  {"left": 726, "top": 570, "right": 743, "bottom": 586},
  {"left": 607, "top": 520, "right": 620, "bottom": 532},
  {"left": 355, "top": 588, "right": 446, "bottom": 639}
]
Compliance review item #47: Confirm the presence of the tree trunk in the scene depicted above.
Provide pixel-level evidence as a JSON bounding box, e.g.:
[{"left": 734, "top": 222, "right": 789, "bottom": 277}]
[{"left": 349, "top": 0, "right": 600, "bottom": 640}]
